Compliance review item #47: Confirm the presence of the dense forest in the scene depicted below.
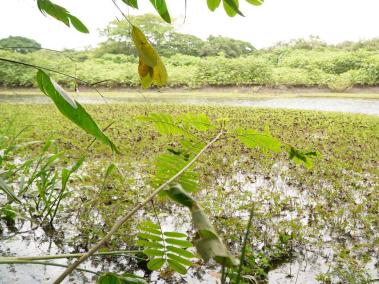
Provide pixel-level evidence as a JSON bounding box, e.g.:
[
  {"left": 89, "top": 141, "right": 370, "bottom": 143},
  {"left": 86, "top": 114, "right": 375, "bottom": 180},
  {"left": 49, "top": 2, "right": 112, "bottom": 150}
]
[{"left": 1, "top": 14, "right": 378, "bottom": 91}]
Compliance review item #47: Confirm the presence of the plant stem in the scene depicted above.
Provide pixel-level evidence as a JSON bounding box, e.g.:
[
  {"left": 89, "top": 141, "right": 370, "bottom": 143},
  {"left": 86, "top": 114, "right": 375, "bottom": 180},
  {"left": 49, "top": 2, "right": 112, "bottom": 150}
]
[
  {"left": 221, "top": 265, "right": 226, "bottom": 284},
  {"left": 52, "top": 130, "right": 224, "bottom": 284},
  {"left": 235, "top": 208, "right": 254, "bottom": 284},
  {"left": 0, "top": 260, "right": 99, "bottom": 275}
]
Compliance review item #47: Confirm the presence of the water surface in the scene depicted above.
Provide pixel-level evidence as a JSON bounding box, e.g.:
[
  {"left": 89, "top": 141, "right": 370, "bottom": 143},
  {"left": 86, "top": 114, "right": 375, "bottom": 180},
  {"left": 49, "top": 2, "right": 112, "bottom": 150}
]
[{"left": 1, "top": 95, "right": 378, "bottom": 115}]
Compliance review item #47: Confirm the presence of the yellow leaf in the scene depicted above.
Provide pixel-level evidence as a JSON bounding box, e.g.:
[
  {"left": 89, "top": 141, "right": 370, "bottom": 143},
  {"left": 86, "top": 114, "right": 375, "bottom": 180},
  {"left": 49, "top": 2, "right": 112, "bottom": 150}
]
[
  {"left": 141, "top": 73, "right": 153, "bottom": 89},
  {"left": 132, "top": 25, "right": 157, "bottom": 67},
  {"left": 138, "top": 59, "right": 153, "bottom": 88},
  {"left": 152, "top": 56, "right": 168, "bottom": 86}
]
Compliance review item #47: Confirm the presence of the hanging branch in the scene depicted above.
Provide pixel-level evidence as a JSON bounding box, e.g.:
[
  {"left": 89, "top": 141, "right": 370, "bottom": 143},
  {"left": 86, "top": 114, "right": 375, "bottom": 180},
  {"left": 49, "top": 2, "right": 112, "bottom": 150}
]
[{"left": 52, "top": 130, "right": 224, "bottom": 283}]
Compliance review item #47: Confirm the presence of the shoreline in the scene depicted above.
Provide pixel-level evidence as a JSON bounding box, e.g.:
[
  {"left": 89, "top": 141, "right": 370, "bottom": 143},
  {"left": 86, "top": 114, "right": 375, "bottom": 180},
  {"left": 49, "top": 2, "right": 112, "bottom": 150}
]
[{"left": 1, "top": 86, "right": 379, "bottom": 99}]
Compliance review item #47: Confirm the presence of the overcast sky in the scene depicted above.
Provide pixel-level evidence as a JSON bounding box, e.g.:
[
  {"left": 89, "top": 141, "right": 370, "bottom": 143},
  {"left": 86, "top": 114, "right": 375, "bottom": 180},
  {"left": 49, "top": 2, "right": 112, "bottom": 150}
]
[{"left": 0, "top": 0, "right": 378, "bottom": 50}]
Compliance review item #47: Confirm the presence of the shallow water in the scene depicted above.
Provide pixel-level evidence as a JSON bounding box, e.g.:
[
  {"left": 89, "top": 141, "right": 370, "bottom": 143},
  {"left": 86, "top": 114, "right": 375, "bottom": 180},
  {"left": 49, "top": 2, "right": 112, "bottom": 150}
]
[{"left": 1, "top": 95, "right": 378, "bottom": 115}]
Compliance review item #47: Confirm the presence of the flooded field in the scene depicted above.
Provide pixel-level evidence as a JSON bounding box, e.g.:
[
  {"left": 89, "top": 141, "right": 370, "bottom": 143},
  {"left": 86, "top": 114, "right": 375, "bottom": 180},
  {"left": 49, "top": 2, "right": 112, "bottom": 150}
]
[{"left": 1, "top": 103, "right": 378, "bottom": 283}]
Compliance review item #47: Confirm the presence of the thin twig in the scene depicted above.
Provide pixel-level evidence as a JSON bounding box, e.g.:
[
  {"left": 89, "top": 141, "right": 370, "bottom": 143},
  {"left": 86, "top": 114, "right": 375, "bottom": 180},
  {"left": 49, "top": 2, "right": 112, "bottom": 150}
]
[
  {"left": 111, "top": 0, "right": 132, "bottom": 25},
  {"left": 52, "top": 130, "right": 224, "bottom": 283}
]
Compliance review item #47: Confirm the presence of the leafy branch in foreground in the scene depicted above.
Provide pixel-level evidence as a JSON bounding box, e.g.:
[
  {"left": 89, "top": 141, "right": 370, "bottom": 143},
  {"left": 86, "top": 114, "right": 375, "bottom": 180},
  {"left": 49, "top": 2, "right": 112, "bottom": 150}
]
[
  {"left": 52, "top": 130, "right": 224, "bottom": 283},
  {"left": 121, "top": 0, "right": 264, "bottom": 20}
]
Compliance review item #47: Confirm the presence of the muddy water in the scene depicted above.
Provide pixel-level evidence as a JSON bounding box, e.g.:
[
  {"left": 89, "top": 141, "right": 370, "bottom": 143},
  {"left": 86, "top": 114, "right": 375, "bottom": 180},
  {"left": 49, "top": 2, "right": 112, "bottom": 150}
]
[
  {"left": 1, "top": 163, "right": 377, "bottom": 284},
  {"left": 1, "top": 95, "right": 378, "bottom": 115}
]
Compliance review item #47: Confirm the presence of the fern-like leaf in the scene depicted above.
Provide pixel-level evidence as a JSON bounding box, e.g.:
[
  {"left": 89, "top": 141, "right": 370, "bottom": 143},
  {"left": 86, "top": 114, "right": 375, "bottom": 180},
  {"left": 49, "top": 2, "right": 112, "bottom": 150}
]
[
  {"left": 137, "top": 220, "right": 195, "bottom": 275},
  {"left": 154, "top": 152, "right": 199, "bottom": 192}
]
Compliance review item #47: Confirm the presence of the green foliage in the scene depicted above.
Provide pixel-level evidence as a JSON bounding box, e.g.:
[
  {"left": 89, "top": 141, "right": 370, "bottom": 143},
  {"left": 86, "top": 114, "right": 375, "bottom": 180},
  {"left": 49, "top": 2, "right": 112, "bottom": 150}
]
[
  {"left": 139, "top": 112, "right": 207, "bottom": 138},
  {"left": 207, "top": 0, "right": 263, "bottom": 16},
  {"left": 154, "top": 152, "right": 199, "bottom": 192},
  {"left": 137, "top": 220, "right": 195, "bottom": 274},
  {"left": 0, "top": 137, "right": 83, "bottom": 224},
  {"left": 288, "top": 147, "right": 318, "bottom": 169},
  {"left": 121, "top": 0, "right": 138, "bottom": 9},
  {"left": 207, "top": 0, "right": 221, "bottom": 11},
  {"left": 0, "top": 36, "right": 41, "bottom": 53},
  {"left": 36, "top": 70, "right": 119, "bottom": 153},
  {"left": 97, "top": 272, "right": 147, "bottom": 284},
  {"left": 149, "top": 0, "right": 171, "bottom": 23},
  {"left": 236, "top": 128, "right": 282, "bottom": 152},
  {"left": 36, "top": 0, "right": 89, "bottom": 33}
]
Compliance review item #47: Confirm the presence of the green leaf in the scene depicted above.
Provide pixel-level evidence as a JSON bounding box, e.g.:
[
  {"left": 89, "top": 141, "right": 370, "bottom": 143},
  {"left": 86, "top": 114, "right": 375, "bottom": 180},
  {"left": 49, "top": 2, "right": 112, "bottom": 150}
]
[
  {"left": 139, "top": 220, "right": 160, "bottom": 230},
  {"left": 167, "top": 184, "right": 239, "bottom": 268},
  {"left": 191, "top": 208, "right": 219, "bottom": 239},
  {"left": 139, "top": 113, "right": 185, "bottom": 136},
  {"left": 246, "top": 0, "right": 264, "bottom": 5},
  {"left": 165, "top": 184, "right": 196, "bottom": 208},
  {"left": 1, "top": 204, "right": 17, "bottom": 222},
  {"left": 97, "top": 272, "right": 147, "bottom": 284},
  {"left": 138, "top": 221, "right": 194, "bottom": 273},
  {"left": 223, "top": 0, "right": 244, "bottom": 17},
  {"left": 181, "top": 113, "right": 214, "bottom": 132},
  {"left": 121, "top": 0, "right": 138, "bottom": 8},
  {"left": 167, "top": 253, "right": 193, "bottom": 267},
  {"left": 68, "top": 15, "right": 89, "bottom": 33},
  {"left": 289, "top": 147, "right": 318, "bottom": 169},
  {"left": 141, "top": 227, "right": 161, "bottom": 235},
  {"left": 97, "top": 273, "right": 122, "bottom": 284},
  {"left": 154, "top": 153, "right": 199, "bottom": 192},
  {"left": 137, "top": 240, "right": 164, "bottom": 249},
  {"left": 165, "top": 238, "right": 193, "bottom": 248},
  {"left": 149, "top": 0, "right": 171, "bottom": 23},
  {"left": 207, "top": 0, "right": 222, "bottom": 11},
  {"left": 143, "top": 248, "right": 164, "bottom": 257},
  {"left": 147, "top": 258, "right": 165, "bottom": 270},
  {"left": 236, "top": 128, "right": 281, "bottom": 152},
  {"left": 62, "top": 156, "right": 85, "bottom": 190},
  {"left": 0, "top": 177, "right": 21, "bottom": 204},
  {"left": 167, "top": 259, "right": 187, "bottom": 274},
  {"left": 166, "top": 246, "right": 195, "bottom": 258},
  {"left": 164, "top": 232, "right": 188, "bottom": 238},
  {"left": 36, "top": 0, "right": 89, "bottom": 33},
  {"left": 36, "top": 70, "right": 119, "bottom": 153},
  {"left": 138, "top": 233, "right": 162, "bottom": 241}
]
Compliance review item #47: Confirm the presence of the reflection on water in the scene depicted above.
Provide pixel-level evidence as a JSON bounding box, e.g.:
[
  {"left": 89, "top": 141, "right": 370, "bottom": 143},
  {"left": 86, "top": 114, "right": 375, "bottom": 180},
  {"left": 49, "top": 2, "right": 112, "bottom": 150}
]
[{"left": 1, "top": 95, "right": 378, "bottom": 115}]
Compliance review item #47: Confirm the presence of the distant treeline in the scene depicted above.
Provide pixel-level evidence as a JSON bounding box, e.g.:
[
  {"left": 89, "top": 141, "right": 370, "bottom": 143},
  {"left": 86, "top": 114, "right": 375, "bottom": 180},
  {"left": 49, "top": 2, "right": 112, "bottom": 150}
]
[{"left": 0, "top": 14, "right": 378, "bottom": 91}]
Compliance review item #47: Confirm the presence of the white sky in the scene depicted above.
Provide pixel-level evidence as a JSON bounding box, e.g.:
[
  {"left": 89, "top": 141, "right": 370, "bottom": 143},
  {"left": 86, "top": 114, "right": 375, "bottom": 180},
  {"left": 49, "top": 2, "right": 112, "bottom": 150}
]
[{"left": 0, "top": 0, "right": 378, "bottom": 50}]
